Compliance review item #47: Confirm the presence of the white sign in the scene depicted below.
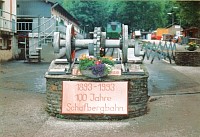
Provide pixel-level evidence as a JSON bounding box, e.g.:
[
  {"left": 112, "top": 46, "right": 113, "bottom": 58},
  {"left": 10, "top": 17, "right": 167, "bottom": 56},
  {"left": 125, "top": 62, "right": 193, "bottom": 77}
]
[
  {"left": 62, "top": 81, "right": 128, "bottom": 115},
  {"left": 176, "top": 31, "right": 181, "bottom": 36},
  {"left": 135, "top": 31, "right": 141, "bottom": 36},
  {"left": 175, "top": 25, "right": 180, "bottom": 29}
]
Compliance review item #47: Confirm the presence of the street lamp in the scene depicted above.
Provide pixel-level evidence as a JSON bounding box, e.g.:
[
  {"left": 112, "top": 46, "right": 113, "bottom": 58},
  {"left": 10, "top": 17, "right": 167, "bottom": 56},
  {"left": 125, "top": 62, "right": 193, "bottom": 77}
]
[
  {"left": 167, "top": 12, "right": 174, "bottom": 25},
  {"left": 167, "top": 6, "right": 178, "bottom": 26},
  {"left": 84, "top": 25, "right": 89, "bottom": 38}
]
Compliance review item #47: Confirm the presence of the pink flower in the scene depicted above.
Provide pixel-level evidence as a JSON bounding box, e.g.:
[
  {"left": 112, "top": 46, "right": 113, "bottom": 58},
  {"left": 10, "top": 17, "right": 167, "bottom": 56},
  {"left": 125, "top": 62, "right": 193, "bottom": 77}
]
[{"left": 95, "top": 60, "right": 102, "bottom": 65}]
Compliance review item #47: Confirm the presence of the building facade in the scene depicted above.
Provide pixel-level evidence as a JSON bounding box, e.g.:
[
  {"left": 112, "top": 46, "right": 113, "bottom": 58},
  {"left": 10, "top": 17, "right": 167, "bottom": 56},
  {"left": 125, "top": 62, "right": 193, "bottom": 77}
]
[
  {"left": 0, "top": 0, "right": 17, "bottom": 61},
  {"left": 16, "top": 0, "right": 83, "bottom": 62}
]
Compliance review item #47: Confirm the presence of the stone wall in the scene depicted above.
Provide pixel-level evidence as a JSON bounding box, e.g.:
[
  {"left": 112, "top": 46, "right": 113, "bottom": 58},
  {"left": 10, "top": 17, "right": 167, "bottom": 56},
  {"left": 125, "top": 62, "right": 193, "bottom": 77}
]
[
  {"left": 0, "top": 50, "right": 13, "bottom": 62},
  {"left": 45, "top": 72, "right": 149, "bottom": 120},
  {"left": 175, "top": 49, "right": 200, "bottom": 66}
]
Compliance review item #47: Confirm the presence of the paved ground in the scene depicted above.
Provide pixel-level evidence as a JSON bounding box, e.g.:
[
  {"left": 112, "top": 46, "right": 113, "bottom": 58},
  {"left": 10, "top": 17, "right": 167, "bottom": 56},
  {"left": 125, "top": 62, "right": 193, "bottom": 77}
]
[{"left": 0, "top": 58, "right": 200, "bottom": 137}]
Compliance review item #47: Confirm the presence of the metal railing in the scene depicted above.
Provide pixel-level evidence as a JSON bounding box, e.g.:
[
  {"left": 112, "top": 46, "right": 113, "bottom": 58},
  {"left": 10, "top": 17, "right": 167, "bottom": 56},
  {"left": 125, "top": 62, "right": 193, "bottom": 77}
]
[
  {"left": 28, "top": 16, "right": 60, "bottom": 57},
  {"left": 0, "top": 9, "right": 16, "bottom": 33},
  {"left": 142, "top": 41, "right": 176, "bottom": 64},
  {"left": 17, "top": 15, "right": 68, "bottom": 61}
]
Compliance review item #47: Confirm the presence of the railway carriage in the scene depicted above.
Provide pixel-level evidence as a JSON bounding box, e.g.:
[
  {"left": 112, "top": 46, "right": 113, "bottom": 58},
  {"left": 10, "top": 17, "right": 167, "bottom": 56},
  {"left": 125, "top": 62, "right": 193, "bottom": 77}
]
[{"left": 106, "top": 22, "right": 122, "bottom": 39}]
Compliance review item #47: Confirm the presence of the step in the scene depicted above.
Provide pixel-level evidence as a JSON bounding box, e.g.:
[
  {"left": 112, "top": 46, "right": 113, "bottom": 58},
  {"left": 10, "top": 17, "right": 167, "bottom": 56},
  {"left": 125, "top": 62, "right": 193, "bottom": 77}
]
[
  {"left": 29, "top": 55, "right": 39, "bottom": 59},
  {"left": 30, "top": 52, "right": 39, "bottom": 56},
  {"left": 36, "top": 47, "right": 42, "bottom": 50}
]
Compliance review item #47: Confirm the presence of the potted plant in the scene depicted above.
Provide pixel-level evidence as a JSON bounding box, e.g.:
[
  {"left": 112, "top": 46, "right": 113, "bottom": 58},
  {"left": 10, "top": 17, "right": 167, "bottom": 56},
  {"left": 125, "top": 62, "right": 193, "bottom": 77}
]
[
  {"left": 79, "top": 54, "right": 114, "bottom": 78},
  {"left": 186, "top": 42, "right": 198, "bottom": 51}
]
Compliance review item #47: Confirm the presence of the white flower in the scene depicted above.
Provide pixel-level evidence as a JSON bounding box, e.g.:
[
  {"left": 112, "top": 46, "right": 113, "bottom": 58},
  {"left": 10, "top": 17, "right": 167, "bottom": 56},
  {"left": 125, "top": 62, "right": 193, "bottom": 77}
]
[{"left": 105, "top": 64, "right": 112, "bottom": 72}]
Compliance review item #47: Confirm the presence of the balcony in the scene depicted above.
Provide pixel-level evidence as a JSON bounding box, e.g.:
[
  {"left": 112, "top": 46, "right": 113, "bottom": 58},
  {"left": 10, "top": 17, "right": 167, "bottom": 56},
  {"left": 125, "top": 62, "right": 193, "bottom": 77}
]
[{"left": 0, "top": 9, "right": 16, "bottom": 33}]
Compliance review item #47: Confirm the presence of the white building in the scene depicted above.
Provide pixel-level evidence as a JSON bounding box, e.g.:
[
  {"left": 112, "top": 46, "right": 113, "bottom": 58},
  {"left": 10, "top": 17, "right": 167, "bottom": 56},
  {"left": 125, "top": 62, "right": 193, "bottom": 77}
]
[{"left": 0, "top": 0, "right": 17, "bottom": 61}]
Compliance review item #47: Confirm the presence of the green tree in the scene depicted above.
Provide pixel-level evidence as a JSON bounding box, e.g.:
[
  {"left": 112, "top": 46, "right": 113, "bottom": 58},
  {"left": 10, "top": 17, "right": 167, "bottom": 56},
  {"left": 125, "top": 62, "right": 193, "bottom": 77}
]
[
  {"left": 177, "top": 1, "right": 200, "bottom": 28},
  {"left": 60, "top": 0, "right": 182, "bottom": 32},
  {"left": 62, "top": 0, "right": 105, "bottom": 32},
  {"left": 113, "top": 1, "right": 167, "bottom": 31}
]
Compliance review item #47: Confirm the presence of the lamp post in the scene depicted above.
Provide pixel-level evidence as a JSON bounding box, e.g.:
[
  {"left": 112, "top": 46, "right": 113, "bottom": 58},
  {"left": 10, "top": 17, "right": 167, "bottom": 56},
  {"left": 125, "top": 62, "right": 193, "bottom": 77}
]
[
  {"left": 167, "top": 12, "right": 174, "bottom": 25},
  {"left": 84, "top": 25, "right": 89, "bottom": 38},
  {"left": 167, "top": 6, "right": 178, "bottom": 26}
]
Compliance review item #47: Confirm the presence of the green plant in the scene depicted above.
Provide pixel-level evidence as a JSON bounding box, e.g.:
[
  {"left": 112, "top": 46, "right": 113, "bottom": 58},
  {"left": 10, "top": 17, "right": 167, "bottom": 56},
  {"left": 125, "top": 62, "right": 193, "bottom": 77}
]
[
  {"left": 79, "top": 54, "right": 114, "bottom": 77},
  {"left": 187, "top": 42, "right": 198, "bottom": 51}
]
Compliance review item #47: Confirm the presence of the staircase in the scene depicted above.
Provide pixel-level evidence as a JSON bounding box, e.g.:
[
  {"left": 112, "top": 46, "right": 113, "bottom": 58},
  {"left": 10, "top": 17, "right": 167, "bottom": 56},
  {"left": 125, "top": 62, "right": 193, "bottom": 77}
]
[
  {"left": 17, "top": 15, "right": 68, "bottom": 62},
  {"left": 27, "top": 16, "right": 57, "bottom": 62}
]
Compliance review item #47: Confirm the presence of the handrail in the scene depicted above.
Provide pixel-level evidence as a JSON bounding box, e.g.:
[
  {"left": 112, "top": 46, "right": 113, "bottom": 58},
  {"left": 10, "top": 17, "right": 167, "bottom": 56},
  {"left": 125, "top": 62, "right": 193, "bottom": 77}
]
[
  {"left": 30, "top": 16, "right": 55, "bottom": 33},
  {"left": 0, "top": 9, "right": 16, "bottom": 17},
  {"left": 40, "top": 23, "right": 54, "bottom": 34},
  {"left": 28, "top": 15, "right": 67, "bottom": 58},
  {"left": 34, "top": 23, "right": 55, "bottom": 45},
  {"left": 29, "top": 16, "right": 57, "bottom": 52}
]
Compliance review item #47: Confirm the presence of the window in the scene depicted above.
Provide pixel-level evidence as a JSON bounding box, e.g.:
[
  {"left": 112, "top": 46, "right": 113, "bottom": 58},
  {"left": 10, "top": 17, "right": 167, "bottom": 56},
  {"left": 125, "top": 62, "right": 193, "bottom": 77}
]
[{"left": 0, "top": 1, "right": 3, "bottom": 16}]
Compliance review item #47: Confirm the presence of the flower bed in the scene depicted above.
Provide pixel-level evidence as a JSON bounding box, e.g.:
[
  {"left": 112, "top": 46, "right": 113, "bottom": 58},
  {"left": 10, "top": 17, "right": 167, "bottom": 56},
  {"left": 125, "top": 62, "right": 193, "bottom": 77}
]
[
  {"left": 185, "top": 42, "right": 198, "bottom": 51},
  {"left": 79, "top": 54, "right": 114, "bottom": 78}
]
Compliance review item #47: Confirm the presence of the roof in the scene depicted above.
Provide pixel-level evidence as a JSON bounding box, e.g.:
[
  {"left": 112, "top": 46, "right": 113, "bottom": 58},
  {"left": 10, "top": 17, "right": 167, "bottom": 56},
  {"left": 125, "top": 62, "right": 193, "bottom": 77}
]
[
  {"left": 44, "top": 0, "right": 79, "bottom": 25},
  {"left": 165, "top": 22, "right": 183, "bottom": 29},
  {"left": 184, "top": 27, "right": 199, "bottom": 30},
  {"left": 44, "top": 0, "right": 57, "bottom": 3}
]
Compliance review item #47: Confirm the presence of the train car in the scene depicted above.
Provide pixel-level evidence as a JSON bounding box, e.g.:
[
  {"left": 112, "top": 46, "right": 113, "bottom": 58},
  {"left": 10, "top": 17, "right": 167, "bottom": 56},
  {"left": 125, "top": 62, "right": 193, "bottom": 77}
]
[{"left": 106, "top": 22, "right": 122, "bottom": 39}]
